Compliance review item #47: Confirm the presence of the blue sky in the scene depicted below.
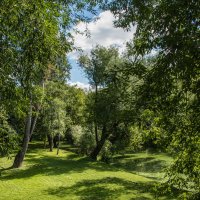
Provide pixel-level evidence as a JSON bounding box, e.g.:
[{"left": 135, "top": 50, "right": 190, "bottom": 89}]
[
  {"left": 68, "top": 58, "right": 88, "bottom": 83},
  {"left": 68, "top": 11, "right": 136, "bottom": 89}
]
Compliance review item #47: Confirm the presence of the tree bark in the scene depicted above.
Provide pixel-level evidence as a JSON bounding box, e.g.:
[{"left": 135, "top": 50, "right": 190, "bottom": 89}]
[
  {"left": 44, "top": 134, "right": 47, "bottom": 149},
  {"left": 29, "top": 114, "right": 38, "bottom": 139},
  {"left": 94, "top": 84, "right": 99, "bottom": 144},
  {"left": 12, "top": 81, "right": 45, "bottom": 168},
  {"left": 12, "top": 103, "right": 32, "bottom": 168},
  {"left": 49, "top": 136, "right": 53, "bottom": 152},
  {"left": 95, "top": 123, "right": 98, "bottom": 145},
  {"left": 90, "top": 125, "right": 108, "bottom": 160},
  {"left": 57, "top": 134, "right": 60, "bottom": 155},
  {"left": 53, "top": 136, "right": 58, "bottom": 148},
  {"left": 29, "top": 81, "right": 44, "bottom": 141}
]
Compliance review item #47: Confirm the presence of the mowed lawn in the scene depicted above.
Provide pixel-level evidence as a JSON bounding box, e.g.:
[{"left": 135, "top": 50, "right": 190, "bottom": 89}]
[{"left": 0, "top": 143, "right": 179, "bottom": 200}]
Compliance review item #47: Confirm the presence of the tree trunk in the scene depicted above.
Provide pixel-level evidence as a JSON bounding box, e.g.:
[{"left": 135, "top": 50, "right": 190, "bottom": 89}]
[
  {"left": 53, "top": 136, "right": 58, "bottom": 148},
  {"left": 90, "top": 125, "right": 108, "bottom": 160},
  {"left": 12, "top": 81, "right": 44, "bottom": 168},
  {"left": 94, "top": 84, "right": 99, "bottom": 144},
  {"left": 29, "top": 114, "right": 38, "bottom": 139},
  {"left": 95, "top": 123, "right": 98, "bottom": 145},
  {"left": 49, "top": 136, "right": 53, "bottom": 152},
  {"left": 57, "top": 134, "right": 60, "bottom": 155},
  {"left": 44, "top": 134, "right": 47, "bottom": 149},
  {"left": 12, "top": 104, "right": 32, "bottom": 168},
  {"left": 29, "top": 103, "right": 41, "bottom": 142}
]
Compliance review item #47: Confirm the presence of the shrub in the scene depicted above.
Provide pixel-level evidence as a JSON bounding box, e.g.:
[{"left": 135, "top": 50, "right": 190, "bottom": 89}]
[
  {"left": 71, "top": 125, "right": 95, "bottom": 155},
  {"left": 0, "top": 107, "right": 19, "bottom": 158}
]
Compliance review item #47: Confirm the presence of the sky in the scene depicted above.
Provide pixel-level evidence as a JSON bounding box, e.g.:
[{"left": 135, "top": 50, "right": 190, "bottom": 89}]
[{"left": 68, "top": 11, "right": 136, "bottom": 90}]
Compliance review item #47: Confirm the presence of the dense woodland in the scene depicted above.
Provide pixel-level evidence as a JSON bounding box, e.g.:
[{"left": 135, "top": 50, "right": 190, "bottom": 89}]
[{"left": 0, "top": 0, "right": 199, "bottom": 199}]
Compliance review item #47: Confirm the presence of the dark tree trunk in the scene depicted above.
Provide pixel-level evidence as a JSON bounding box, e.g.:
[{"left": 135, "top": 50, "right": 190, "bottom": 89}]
[
  {"left": 49, "top": 136, "right": 53, "bottom": 152},
  {"left": 95, "top": 123, "right": 98, "bottom": 145},
  {"left": 29, "top": 135, "right": 33, "bottom": 142},
  {"left": 53, "top": 136, "right": 58, "bottom": 148},
  {"left": 94, "top": 84, "right": 99, "bottom": 144},
  {"left": 90, "top": 125, "right": 108, "bottom": 160},
  {"left": 57, "top": 134, "right": 60, "bottom": 155},
  {"left": 44, "top": 134, "right": 47, "bottom": 149},
  {"left": 12, "top": 104, "right": 32, "bottom": 168}
]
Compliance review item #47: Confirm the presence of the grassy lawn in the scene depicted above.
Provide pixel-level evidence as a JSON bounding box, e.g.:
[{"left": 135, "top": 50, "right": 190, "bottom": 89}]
[{"left": 0, "top": 143, "right": 179, "bottom": 200}]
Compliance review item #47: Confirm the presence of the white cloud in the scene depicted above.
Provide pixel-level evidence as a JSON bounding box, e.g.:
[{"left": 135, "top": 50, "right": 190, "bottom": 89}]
[
  {"left": 68, "top": 11, "right": 136, "bottom": 59},
  {"left": 68, "top": 11, "right": 136, "bottom": 87},
  {"left": 68, "top": 81, "right": 91, "bottom": 91}
]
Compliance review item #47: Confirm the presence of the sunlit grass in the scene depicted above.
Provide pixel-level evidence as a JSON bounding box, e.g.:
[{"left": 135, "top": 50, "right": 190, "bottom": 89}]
[{"left": 0, "top": 142, "right": 179, "bottom": 200}]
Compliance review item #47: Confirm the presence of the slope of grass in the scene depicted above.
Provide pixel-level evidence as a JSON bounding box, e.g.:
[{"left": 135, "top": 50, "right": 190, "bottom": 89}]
[{"left": 0, "top": 142, "right": 179, "bottom": 200}]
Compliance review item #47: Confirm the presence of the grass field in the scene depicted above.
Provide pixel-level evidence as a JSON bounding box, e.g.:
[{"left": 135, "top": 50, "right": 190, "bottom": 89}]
[{"left": 0, "top": 143, "right": 180, "bottom": 200}]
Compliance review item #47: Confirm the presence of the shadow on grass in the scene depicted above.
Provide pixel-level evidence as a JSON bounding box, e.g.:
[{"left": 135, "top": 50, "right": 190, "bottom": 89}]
[
  {"left": 45, "top": 177, "right": 154, "bottom": 200},
  {"left": 0, "top": 152, "right": 119, "bottom": 180},
  {"left": 0, "top": 144, "right": 167, "bottom": 181},
  {"left": 0, "top": 143, "right": 183, "bottom": 199},
  {"left": 111, "top": 156, "right": 168, "bottom": 175},
  {"left": 44, "top": 177, "right": 179, "bottom": 200},
  {"left": 113, "top": 154, "right": 136, "bottom": 159}
]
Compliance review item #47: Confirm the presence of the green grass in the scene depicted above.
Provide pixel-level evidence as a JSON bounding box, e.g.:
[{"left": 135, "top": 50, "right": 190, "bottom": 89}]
[{"left": 0, "top": 143, "right": 179, "bottom": 200}]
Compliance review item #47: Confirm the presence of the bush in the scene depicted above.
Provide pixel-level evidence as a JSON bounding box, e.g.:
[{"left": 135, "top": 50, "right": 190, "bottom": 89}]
[
  {"left": 71, "top": 125, "right": 95, "bottom": 155},
  {"left": 100, "top": 140, "right": 113, "bottom": 163},
  {"left": 0, "top": 108, "right": 19, "bottom": 158}
]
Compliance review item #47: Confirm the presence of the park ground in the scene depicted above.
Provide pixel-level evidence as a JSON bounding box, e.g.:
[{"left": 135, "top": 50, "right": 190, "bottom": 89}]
[{"left": 0, "top": 143, "right": 181, "bottom": 200}]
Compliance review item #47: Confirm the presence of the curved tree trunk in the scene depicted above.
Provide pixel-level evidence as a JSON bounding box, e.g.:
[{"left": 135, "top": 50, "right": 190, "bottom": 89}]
[
  {"left": 12, "top": 103, "right": 32, "bottom": 168},
  {"left": 12, "top": 81, "right": 44, "bottom": 168},
  {"left": 90, "top": 125, "right": 108, "bottom": 160}
]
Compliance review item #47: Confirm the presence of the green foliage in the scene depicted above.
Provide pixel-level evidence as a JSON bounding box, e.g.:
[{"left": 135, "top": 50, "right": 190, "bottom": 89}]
[
  {"left": 70, "top": 125, "right": 96, "bottom": 155},
  {"left": 41, "top": 82, "right": 67, "bottom": 138},
  {"left": 100, "top": 140, "right": 113, "bottom": 163},
  {"left": 0, "top": 0, "right": 199, "bottom": 197},
  {"left": 0, "top": 107, "right": 19, "bottom": 158},
  {"left": 79, "top": 45, "right": 120, "bottom": 87},
  {"left": 140, "top": 109, "right": 168, "bottom": 150},
  {"left": 65, "top": 86, "right": 86, "bottom": 125},
  {"left": 70, "top": 125, "right": 84, "bottom": 146},
  {"left": 97, "top": 0, "right": 200, "bottom": 196},
  {"left": 129, "top": 126, "right": 143, "bottom": 151},
  {"left": 0, "top": 0, "right": 99, "bottom": 160}
]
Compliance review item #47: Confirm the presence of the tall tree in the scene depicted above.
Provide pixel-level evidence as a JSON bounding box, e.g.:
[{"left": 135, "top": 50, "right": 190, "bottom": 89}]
[
  {"left": 79, "top": 45, "right": 131, "bottom": 160},
  {"left": 99, "top": 0, "right": 200, "bottom": 195},
  {"left": 0, "top": 0, "right": 99, "bottom": 168},
  {"left": 79, "top": 45, "right": 120, "bottom": 145}
]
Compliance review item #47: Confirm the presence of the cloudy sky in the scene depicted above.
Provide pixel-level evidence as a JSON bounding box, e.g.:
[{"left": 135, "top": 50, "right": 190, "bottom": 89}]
[{"left": 68, "top": 11, "right": 135, "bottom": 90}]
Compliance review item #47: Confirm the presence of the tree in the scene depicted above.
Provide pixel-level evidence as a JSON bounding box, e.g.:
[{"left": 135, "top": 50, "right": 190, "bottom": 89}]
[
  {"left": 79, "top": 45, "right": 117, "bottom": 144},
  {"left": 0, "top": 0, "right": 99, "bottom": 168},
  {"left": 45, "top": 98, "right": 66, "bottom": 154},
  {"left": 79, "top": 45, "right": 132, "bottom": 160},
  {"left": 99, "top": 0, "right": 200, "bottom": 196},
  {"left": 79, "top": 45, "right": 120, "bottom": 145}
]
